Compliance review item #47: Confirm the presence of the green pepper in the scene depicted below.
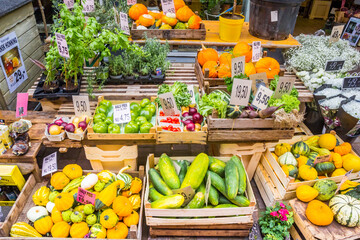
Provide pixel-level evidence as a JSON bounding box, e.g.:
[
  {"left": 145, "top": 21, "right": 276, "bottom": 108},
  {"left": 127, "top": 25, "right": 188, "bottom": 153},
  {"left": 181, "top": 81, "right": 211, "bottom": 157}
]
[
  {"left": 140, "top": 108, "right": 152, "bottom": 121},
  {"left": 145, "top": 104, "right": 156, "bottom": 116},
  {"left": 124, "top": 121, "right": 139, "bottom": 133},
  {"left": 131, "top": 110, "right": 139, "bottom": 121},
  {"left": 99, "top": 99, "right": 112, "bottom": 110},
  {"left": 93, "top": 113, "right": 106, "bottom": 124},
  {"left": 130, "top": 102, "right": 141, "bottom": 113},
  {"left": 140, "top": 122, "right": 153, "bottom": 133},
  {"left": 95, "top": 105, "right": 108, "bottom": 115},
  {"left": 93, "top": 122, "right": 108, "bottom": 133},
  {"left": 108, "top": 123, "right": 120, "bottom": 134},
  {"left": 140, "top": 98, "right": 151, "bottom": 108},
  {"left": 135, "top": 116, "right": 147, "bottom": 127},
  {"left": 104, "top": 116, "right": 113, "bottom": 125}
]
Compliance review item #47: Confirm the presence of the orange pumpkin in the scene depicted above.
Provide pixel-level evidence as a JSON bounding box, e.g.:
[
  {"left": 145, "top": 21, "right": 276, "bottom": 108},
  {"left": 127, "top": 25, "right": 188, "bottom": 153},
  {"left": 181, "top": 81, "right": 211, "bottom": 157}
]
[
  {"left": 123, "top": 211, "right": 140, "bottom": 227},
  {"left": 129, "top": 4, "right": 148, "bottom": 20},
  {"left": 217, "top": 64, "right": 231, "bottom": 78},
  {"left": 202, "top": 61, "right": 218, "bottom": 78},
  {"left": 51, "top": 206, "right": 63, "bottom": 223},
  {"left": 176, "top": 6, "right": 195, "bottom": 22},
  {"left": 244, "top": 62, "right": 256, "bottom": 77},
  {"left": 112, "top": 196, "right": 133, "bottom": 217},
  {"left": 174, "top": 0, "right": 185, "bottom": 11},
  {"left": 197, "top": 45, "right": 218, "bottom": 66},
  {"left": 138, "top": 14, "right": 155, "bottom": 27},
  {"left": 107, "top": 222, "right": 128, "bottom": 239},
  {"left": 161, "top": 15, "right": 178, "bottom": 27},
  {"left": 129, "top": 177, "right": 142, "bottom": 194},
  {"left": 122, "top": 190, "right": 132, "bottom": 197},
  {"left": 188, "top": 15, "right": 202, "bottom": 29},
  {"left": 70, "top": 222, "right": 89, "bottom": 238},
  {"left": 233, "top": 42, "right": 252, "bottom": 62},
  {"left": 219, "top": 52, "right": 232, "bottom": 66},
  {"left": 51, "top": 172, "right": 70, "bottom": 190},
  {"left": 255, "top": 57, "right": 280, "bottom": 79},
  {"left": 148, "top": 10, "right": 163, "bottom": 20}
]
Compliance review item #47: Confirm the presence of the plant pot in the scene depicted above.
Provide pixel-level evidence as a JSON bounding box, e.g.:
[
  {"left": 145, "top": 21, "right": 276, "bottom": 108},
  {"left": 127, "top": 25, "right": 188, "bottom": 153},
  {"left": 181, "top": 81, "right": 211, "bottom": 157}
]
[
  {"left": 108, "top": 74, "right": 124, "bottom": 84},
  {"left": 63, "top": 76, "right": 81, "bottom": 93},
  {"left": 124, "top": 75, "right": 135, "bottom": 84},
  {"left": 139, "top": 74, "right": 151, "bottom": 84},
  {"left": 219, "top": 13, "right": 245, "bottom": 42},
  {"left": 43, "top": 80, "right": 60, "bottom": 93},
  {"left": 151, "top": 73, "right": 165, "bottom": 84}
]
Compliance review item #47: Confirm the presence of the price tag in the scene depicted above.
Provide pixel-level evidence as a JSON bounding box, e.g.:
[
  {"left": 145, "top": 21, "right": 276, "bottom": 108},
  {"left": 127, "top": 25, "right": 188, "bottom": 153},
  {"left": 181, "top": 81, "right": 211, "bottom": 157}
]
[
  {"left": 335, "top": 170, "right": 353, "bottom": 194},
  {"left": 16, "top": 93, "right": 28, "bottom": 118},
  {"left": 55, "top": 33, "right": 69, "bottom": 58},
  {"left": 72, "top": 95, "right": 90, "bottom": 117},
  {"left": 161, "top": 0, "right": 175, "bottom": 14},
  {"left": 271, "top": 10, "right": 278, "bottom": 22},
  {"left": 82, "top": 0, "right": 94, "bottom": 13},
  {"left": 77, "top": 187, "right": 96, "bottom": 205},
  {"left": 249, "top": 72, "right": 268, "bottom": 93},
  {"left": 187, "top": 85, "right": 196, "bottom": 104},
  {"left": 252, "top": 41, "right": 261, "bottom": 62},
  {"left": 343, "top": 76, "right": 360, "bottom": 90},
  {"left": 273, "top": 77, "right": 295, "bottom": 98},
  {"left": 113, "top": 103, "right": 131, "bottom": 124},
  {"left": 313, "top": 155, "right": 331, "bottom": 165},
  {"left": 231, "top": 56, "right": 245, "bottom": 77},
  {"left": 230, "top": 78, "right": 252, "bottom": 106},
  {"left": 120, "top": 12, "right": 130, "bottom": 35},
  {"left": 159, "top": 92, "right": 180, "bottom": 116},
  {"left": 172, "top": 186, "right": 195, "bottom": 206},
  {"left": 127, "top": 0, "right": 136, "bottom": 5},
  {"left": 325, "top": 60, "right": 345, "bottom": 72},
  {"left": 204, "top": 174, "right": 211, "bottom": 206},
  {"left": 64, "top": 0, "right": 74, "bottom": 8},
  {"left": 42, "top": 152, "right": 57, "bottom": 176},
  {"left": 329, "top": 25, "right": 345, "bottom": 43},
  {"left": 252, "top": 85, "right": 273, "bottom": 110}
]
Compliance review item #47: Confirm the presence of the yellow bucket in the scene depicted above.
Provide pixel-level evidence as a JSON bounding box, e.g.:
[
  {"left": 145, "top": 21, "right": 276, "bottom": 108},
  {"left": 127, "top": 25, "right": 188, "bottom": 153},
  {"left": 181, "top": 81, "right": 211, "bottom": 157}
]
[{"left": 219, "top": 13, "right": 245, "bottom": 42}]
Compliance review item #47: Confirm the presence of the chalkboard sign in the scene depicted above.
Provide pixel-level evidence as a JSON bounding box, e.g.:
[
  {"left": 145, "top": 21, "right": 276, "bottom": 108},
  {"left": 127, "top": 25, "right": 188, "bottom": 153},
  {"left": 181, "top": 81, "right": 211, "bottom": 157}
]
[
  {"left": 325, "top": 60, "right": 345, "bottom": 72},
  {"left": 343, "top": 76, "right": 360, "bottom": 90}
]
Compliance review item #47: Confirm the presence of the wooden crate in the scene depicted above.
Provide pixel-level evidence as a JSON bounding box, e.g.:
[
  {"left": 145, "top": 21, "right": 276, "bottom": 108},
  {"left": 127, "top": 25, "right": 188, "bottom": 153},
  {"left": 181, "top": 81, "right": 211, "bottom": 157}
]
[
  {"left": 145, "top": 154, "right": 256, "bottom": 238},
  {"left": 156, "top": 125, "right": 208, "bottom": 144},
  {"left": 130, "top": 23, "right": 206, "bottom": 40}
]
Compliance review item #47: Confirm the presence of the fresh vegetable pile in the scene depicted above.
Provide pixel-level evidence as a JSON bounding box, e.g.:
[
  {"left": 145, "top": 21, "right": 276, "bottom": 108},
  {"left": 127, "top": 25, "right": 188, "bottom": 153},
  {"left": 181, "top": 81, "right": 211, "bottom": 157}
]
[
  {"left": 148, "top": 153, "right": 251, "bottom": 210},
  {"left": 156, "top": 81, "right": 192, "bottom": 109},
  {"left": 46, "top": 116, "right": 90, "bottom": 140},
  {"left": 10, "top": 165, "right": 142, "bottom": 238}
]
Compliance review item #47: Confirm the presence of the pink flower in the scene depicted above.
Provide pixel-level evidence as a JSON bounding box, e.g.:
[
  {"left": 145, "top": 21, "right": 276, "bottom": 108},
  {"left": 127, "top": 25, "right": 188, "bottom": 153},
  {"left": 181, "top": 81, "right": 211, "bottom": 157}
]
[
  {"left": 280, "top": 202, "right": 286, "bottom": 208},
  {"left": 270, "top": 211, "right": 279, "bottom": 217},
  {"left": 280, "top": 215, "right": 288, "bottom": 221},
  {"left": 278, "top": 208, "right": 289, "bottom": 217}
]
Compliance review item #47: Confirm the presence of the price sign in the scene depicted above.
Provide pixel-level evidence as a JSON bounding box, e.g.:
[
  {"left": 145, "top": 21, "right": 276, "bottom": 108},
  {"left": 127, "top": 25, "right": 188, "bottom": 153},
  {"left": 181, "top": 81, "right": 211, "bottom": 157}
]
[
  {"left": 230, "top": 78, "right": 252, "bottom": 106},
  {"left": 329, "top": 25, "right": 345, "bottom": 43},
  {"left": 161, "top": 0, "right": 175, "bottom": 14},
  {"left": 271, "top": 10, "right": 278, "bottom": 22},
  {"left": 336, "top": 170, "right": 353, "bottom": 194},
  {"left": 325, "top": 60, "right": 345, "bottom": 72},
  {"left": 204, "top": 174, "right": 211, "bottom": 206},
  {"left": 159, "top": 92, "right": 180, "bottom": 116},
  {"left": 231, "top": 56, "right": 245, "bottom": 77},
  {"left": 55, "top": 33, "right": 69, "bottom": 58},
  {"left": 16, "top": 93, "right": 28, "bottom": 118},
  {"left": 127, "top": 0, "right": 136, "bottom": 5},
  {"left": 120, "top": 12, "right": 130, "bottom": 35},
  {"left": 113, "top": 103, "right": 131, "bottom": 124},
  {"left": 249, "top": 72, "right": 268, "bottom": 93},
  {"left": 64, "top": 0, "right": 74, "bottom": 8},
  {"left": 273, "top": 77, "right": 295, "bottom": 98},
  {"left": 72, "top": 95, "right": 90, "bottom": 117},
  {"left": 82, "top": 0, "right": 94, "bottom": 13},
  {"left": 252, "top": 85, "right": 273, "bottom": 110},
  {"left": 42, "top": 152, "right": 57, "bottom": 176},
  {"left": 252, "top": 41, "right": 261, "bottom": 62},
  {"left": 313, "top": 155, "right": 331, "bottom": 165},
  {"left": 172, "top": 186, "right": 195, "bottom": 206},
  {"left": 343, "top": 76, "right": 360, "bottom": 90},
  {"left": 77, "top": 187, "right": 96, "bottom": 205},
  {"left": 187, "top": 85, "right": 196, "bottom": 104}
]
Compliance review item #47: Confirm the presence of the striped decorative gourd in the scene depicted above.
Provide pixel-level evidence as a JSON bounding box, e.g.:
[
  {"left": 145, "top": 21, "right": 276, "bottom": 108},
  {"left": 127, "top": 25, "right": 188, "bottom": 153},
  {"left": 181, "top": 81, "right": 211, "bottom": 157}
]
[
  {"left": 116, "top": 165, "right": 133, "bottom": 190},
  {"left": 329, "top": 195, "right": 360, "bottom": 227},
  {"left": 10, "top": 222, "right": 42, "bottom": 237},
  {"left": 291, "top": 141, "right": 310, "bottom": 156}
]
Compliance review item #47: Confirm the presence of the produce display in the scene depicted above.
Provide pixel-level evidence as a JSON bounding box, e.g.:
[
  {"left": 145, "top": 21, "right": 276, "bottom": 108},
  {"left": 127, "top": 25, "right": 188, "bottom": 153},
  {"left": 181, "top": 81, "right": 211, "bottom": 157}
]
[
  {"left": 10, "top": 164, "right": 142, "bottom": 238},
  {"left": 45, "top": 116, "right": 90, "bottom": 141}
]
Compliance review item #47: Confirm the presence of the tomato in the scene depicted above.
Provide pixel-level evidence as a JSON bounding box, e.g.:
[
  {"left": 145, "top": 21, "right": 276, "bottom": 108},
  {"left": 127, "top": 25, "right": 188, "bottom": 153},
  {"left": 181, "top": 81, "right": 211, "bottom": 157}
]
[
  {"left": 140, "top": 109, "right": 152, "bottom": 121},
  {"left": 140, "top": 98, "right": 150, "bottom": 108},
  {"left": 130, "top": 102, "right": 141, "bottom": 113}
]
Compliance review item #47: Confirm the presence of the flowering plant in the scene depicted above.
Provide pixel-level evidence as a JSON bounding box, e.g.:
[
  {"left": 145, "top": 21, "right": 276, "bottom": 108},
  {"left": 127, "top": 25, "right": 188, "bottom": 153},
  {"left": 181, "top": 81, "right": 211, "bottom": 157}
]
[{"left": 258, "top": 202, "right": 294, "bottom": 240}]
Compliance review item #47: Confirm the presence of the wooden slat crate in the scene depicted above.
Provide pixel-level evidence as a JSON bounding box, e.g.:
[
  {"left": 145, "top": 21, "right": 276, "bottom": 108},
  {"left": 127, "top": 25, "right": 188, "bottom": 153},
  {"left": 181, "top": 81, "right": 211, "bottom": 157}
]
[
  {"left": 145, "top": 154, "right": 256, "bottom": 238},
  {"left": 131, "top": 23, "right": 206, "bottom": 40}
]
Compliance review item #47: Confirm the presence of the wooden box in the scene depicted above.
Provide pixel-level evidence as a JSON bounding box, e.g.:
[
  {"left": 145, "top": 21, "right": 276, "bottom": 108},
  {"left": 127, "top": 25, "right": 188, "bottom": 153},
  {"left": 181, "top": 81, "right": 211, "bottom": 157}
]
[
  {"left": 131, "top": 23, "right": 206, "bottom": 40},
  {"left": 145, "top": 154, "right": 256, "bottom": 238}
]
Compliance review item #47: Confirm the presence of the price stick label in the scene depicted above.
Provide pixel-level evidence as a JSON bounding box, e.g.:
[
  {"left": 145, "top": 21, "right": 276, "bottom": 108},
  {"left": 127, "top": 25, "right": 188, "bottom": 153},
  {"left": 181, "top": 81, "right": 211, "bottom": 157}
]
[
  {"left": 231, "top": 56, "right": 245, "bottom": 77},
  {"left": 252, "top": 85, "right": 273, "bottom": 110},
  {"left": 64, "top": 0, "right": 74, "bottom": 8},
  {"left": 82, "top": 0, "right": 94, "bottom": 12},
  {"left": 172, "top": 186, "right": 195, "bottom": 206},
  {"left": 230, "top": 78, "right": 252, "bottom": 106},
  {"left": 77, "top": 187, "right": 96, "bottom": 205},
  {"left": 113, "top": 7, "right": 120, "bottom": 25},
  {"left": 271, "top": 10, "right": 278, "bottom": 22},
  {"left": 329, "top": 25, "right": 345, "bottom": 43},
  {"left": 55, "top": 33, "right": 69, "bottom": 58},
  {"left": 72, "top": 95, "right": 90, "bottom": 117},
  {"left": 161, "top": 0, "right": 175, "bottom": 14},
  {"left": 173, "top": 161, "right": 181, "bottom": 175},
  {"left": 273, "top": 77, "right": 295, "bottom": 98},
  {"left": 325, "top": 60, "right": 345, "bottom": 72},
  {"left": 313, "top": 155, "right": 331, "bottom": 166},
  {"left": 159, "top": 92, "right": 180, "bottom": 116},
  {"left": 343, "top": 76, "right": 360, "bottom": 90},
  {"left": 187, "top": 85, "right": 196, "bottom": 104},
  {"left": 249, "top": 72, "right": 268, "bottom": 93},
  {"left": 336, "top": 169, "right": 353, "bottom": 194},
  {"left": 204, "top": 174, "right": 211, "bottom": 206},
  {"left": 113, "top": 103, "right": 131, "bottom": 124},
  {"left": 120, "top": 12, "right": 130, "bottom": 35},
  {"left": 16, "top": 93, "right": 28, "bottom": 118},
  {"left": 252, "top": 41, "right": 262, "bottom": 62},
  {"left": 42, "top": 152, "right": 57, "bottom": 176},
  {"left": 127, "top": 0, "right": 136, "bottom": 5}
]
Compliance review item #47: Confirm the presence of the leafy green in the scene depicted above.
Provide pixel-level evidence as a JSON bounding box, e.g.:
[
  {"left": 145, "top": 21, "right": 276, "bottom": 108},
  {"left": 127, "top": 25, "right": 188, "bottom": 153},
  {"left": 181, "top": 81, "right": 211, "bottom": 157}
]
[
  {"left": 156, "top": 82, "right": 191, "bottom": 108},
  {"left": 268, "top": 94, "right": 300, "bottom": 113},
  {"left": 224, "top": 74, "right": 249, "bottom": 92},
  {"left": 198, "top": 91, "right": 229, "bottom": 118},
  {"left": 269, "top": 75, "right": 299, "bottom": 98}
]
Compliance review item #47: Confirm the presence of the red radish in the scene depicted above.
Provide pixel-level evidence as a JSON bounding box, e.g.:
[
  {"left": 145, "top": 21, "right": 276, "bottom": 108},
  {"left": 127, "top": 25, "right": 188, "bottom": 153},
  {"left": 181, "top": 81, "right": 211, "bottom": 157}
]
[
  {"left": 192, "top": 113, "right": 203, "bottom": 124},
  {"left": 188, "top": 107, "right": 197, "bottom": 116},
  {"left": 78, "top": 119, "right": 87, "bottom": 131},
  {"left": 186, "top": 122, "right": 195, "bottom": 131},
  {"left": 65, "top": 123, "right": 75, "bottom": 133}
]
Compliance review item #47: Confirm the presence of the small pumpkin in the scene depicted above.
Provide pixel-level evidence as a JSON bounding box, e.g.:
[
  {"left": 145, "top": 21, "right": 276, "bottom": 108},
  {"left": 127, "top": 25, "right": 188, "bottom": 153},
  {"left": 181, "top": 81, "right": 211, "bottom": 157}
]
[
  {"left": 161, "top": 14, "right": 178, "bottom": 26},
  {"left": 219, "top": 52, "right": 232, "bottom": 66},
  {"left": 176, "top": 5, "right": 195, "bottom": 22},
  {"left": 217, "top": 64, "right": 231, "bottom": 78},
  {"left": 281, "top": 164, "right": 298, "bottom": 178},
  {"left": 318, "top": 133, "right": 337, "bottom": 150},
  {"left": 197, "top": 45, "right": 218, "bottom": 66},
  {"left": 244, "top": 62, "right": 256, "bottom": 77},
  {"left": 32, "top": 186, "right": 50, "bottom": 206},
  {"left": 129, "top": 194, "right": 141, "bottom": 211},
  {"left": 331, "top": 152, "right": 343, "bottom": 168},
  {"left": 70, "top": 222, "right": 89, "bottom": 238},
  {"left": 297, "top": 155, "right": 309, "bottom": 168},
  {"left": 313, "top": 179, "right": 337, "bottom": 201},
  {"left": 329, "top": 194, "right": 360, "bottom": 227},
  {"left": 255, "top": 57, "right": 280, "bottom": 79},
  {"left": 188, "top": 15, "right": 202, "bottom": 29},
  {"left": 332, "top": 168, "right": 347, "bottom": 177},
  {"left": 148, "top": 10, "right": 163, "bottom": 20},
  {"left": 233, "top": 41, "right": 252, "bottom": 62},
  {"left": 129, "top": 3, "right": 148, "bottom": 20},
  {"left": 305, "top": 200, "right": 333, "bottom": 226},
  {"left": 27, "top": 206, "right": 48, "bottom": 223},
  {"left": 138, "top": 14, "right": 155, "bottom": 27},
  {"left": 315, "top": 162, "right": 335, "bottom": 176},
  {"left": 334, "top": 142, "right": 352, "bottom": 156},
  {"left": 107, "top": 222, "right": 128, "bottom": 239},
  {"left": 202, "top": 61, "right": 218, "bottom": 78},
  {"left": 123, "top": 210, "right": 140, "bottom": 227},
  {"left": 309, "top": 146, "right": 331, "bottom": 156},
  {"left": 51, "top": 206, "right": 63, "bottom": 223},
  {"left": 34, "top": 215, "right": 53, "bottom": 235},
  {"left": 307, "top": 151, "right": 319, "bottom": 166},
  {"left": 130, "top": 177, "right": 143, "bottom": 194},
  {"left": 291, "top": 141, "right": 310, "bottom": 156},
  {"left": 113, "top": 196, "right": 133, "bottom": 217},
  {"left": 90, "top": 223, "right": 107, "bottom": 238},
  {"left": 116, "top": 165, "right": 133, "bottom": 190},
  {"left": 160, "top": 24, "right": 172, "bottom": 29},
  {"left": 51, "top": 172, "right": 70, "bottom": 190},
  {"left": 97, "top": 170, "right": 116, "bottom": 183},
  {"left": 275, "top": 143, "right": 291, "bottom": 157},
  {"left": 296, "top": 185, "right": 319, "bottom": 202},
  {"left": 278, "top": 152, "right": 297, "bottom": 167},
  {"left": 63, "top": 164, "right": 82, "bottom": 180},
  {"left": 342, "top": 153, "right": 360, "bottom": 172},
  {"left": 51, "top": 221, "right": 70, "bottom": 238},
  {"left": 174, "top": 0, "right": 185, "bottom": 11},
  {"left": 298, "top": 165, "right": 318, "bottom": 181},
  {"left": 100, "top": 209, "right": 119, "bottom": 229},
  {"left": 54, "top": 192, "right": 74, "bottom": 211}
]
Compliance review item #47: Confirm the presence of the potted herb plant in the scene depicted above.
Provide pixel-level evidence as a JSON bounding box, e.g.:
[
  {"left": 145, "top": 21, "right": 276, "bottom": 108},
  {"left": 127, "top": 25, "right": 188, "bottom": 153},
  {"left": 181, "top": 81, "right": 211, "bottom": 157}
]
[
  {"left": 42, "top": 45, "right": 61, "bottom": 93},
  {"left": 123, "top": 60, "right": 136, "bottom": 84},
  {"left": 138, "top": 63, "right": 151, "bottom": 84},
  {"left": 109, "top": 55, "right": 124, "bottom": 83}
]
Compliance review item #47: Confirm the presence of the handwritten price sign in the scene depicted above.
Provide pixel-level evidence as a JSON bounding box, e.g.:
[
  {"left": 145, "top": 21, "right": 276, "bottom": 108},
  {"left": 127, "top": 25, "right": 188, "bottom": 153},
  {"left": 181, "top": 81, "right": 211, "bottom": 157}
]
[
  {"left": 231, "top": 56, "right": 245, "bottom": 77},
  {"left": 329, "top": 25, "right": 344, "bottom": 43},
  {"left": 187, "top": 85, "right": 196, "bottom": 104},
  {"left": 72, "top": 95, "right": 90, "bottom": 117},
  {"left": 55, "top": 33, "right": 69, "bottom": 58},
  {"left": 343, "top": 76, "right": 360, "bottom": 90},
  {"left": 113, "top": 103, "right": 131, "bottom": 124},
  {"left": 252, "top": 41, "right": 261, "bottom": 62},
  {"left": 120, "top": 12, "right": 130, "bottom": 35},
  {"left": 77, "top": 187, "right": 96, "bottom": 205},
  {"left": 172, "top": 186, "right": 195, "bottom": 206},
  {"left": 252, "top": 85, "right": 273, "bottom": 110},
  {"left": 42, "top": 152, "right": 57, "bottom": 176},
  {"left": 161, "top": 0, "right": 175, "bottom": 14},
  {"left": 64, "top": 0, "right": 74, "bottom": 9},
  {"left": 230, "top": 78, "right": 252, "bottom": 106},
  {"left": 159, "top": 92, "right": 180, "bottom": 116},
  {"left": 16, "top": 93, "right": 28, "bottom": 118},
  {"left": 82, "top": 0, "right": 94, "bottom": 13},
  {"left": 273, "top": 77, "right": 295, "bottom": 98},
  {"left": 325, "top": 60, "right": 345, "bottom": 72}
]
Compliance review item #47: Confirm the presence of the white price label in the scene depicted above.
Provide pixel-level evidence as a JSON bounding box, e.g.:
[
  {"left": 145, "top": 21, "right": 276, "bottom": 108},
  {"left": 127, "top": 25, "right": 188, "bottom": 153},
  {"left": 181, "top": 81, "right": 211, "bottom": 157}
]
[
  {"left": 72, "top": 95, "right": 91, "bottom": 117},
  {"left": 249, "top": 72, "right": 268, "bottom": 93},
  {"left": 120, "top": 12, "right": 130, "bottom": 35},
  {"left": 271, "top": 10, "right": 278, "bottom": 22},
  {"left": 42, "top": 152, "right": 57, "bottom": 176},
  {"left": 230, "top": 78, "right": 252, "bottom": 106},
  {"left": 55, "top": 33, "right": 69, "bottom": 58},
  {"left": 187, "top": 85, "right": 196, "bottom": 104},
  {"left": 113, "top": 103, "right": 131, "bottom": 124},
  {"left": 252, "top": 41, "right": 261, "bottom": 62},
  {"left": 64, "top": 0, "right": 74, "bottom": 8},
  {"left": 205, "top": 174, "right": 211, "bottom": 206},
  {"left": 231, "top": 56, "right": 245, "bottom": 77},
  {"left": 82, "top": 0, "right": 94, "bottom": 13},
  {"left": 252, "top": 85, "right": 273, "bottom": 110},
  {"left": 161, "top": 0, "right": 175, "bottom": 14},
  {"left": 273, "top": 77, "right": 295, "bottom": 98},
  {"left": 127, "top": 0, "right": 136, "bottom": 5},
  {"left": 159, "top": 92, "right": 180, "bottom": 116},
  {"left": 329, "top": 25, "right": 344, "bottom": 43}
]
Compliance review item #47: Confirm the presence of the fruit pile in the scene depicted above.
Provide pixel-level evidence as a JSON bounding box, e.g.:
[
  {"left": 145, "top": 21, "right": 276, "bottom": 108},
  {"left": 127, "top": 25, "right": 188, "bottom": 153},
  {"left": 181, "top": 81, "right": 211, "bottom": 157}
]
[
  {"left": 10, "top": 165, "right": 142, "bottom": 238},
  {"left": 46, "top": 116, "right": 89, "bottom": 139},
  {"left": 149, "top": 153, "right": 250, "bottom": 210},
  {"left": 272, "top": 131, "right": 360, "bottom": 181},
  {"left": 129, "top": 0, "right": 202, "bottom": 30}
]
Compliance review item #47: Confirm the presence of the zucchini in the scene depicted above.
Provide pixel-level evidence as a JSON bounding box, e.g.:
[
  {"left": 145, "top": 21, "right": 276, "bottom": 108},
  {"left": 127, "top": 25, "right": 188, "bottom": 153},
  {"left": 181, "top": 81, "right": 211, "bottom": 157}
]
[
  {"left": 184, "top": 192, "right": 205, "bottom": 209},
  {"left": 149, "top": 187, "right": 164, "bottom": 202},
  {"left": 219, "top": 194, "right": 232, "bottom": 204},
  {"left": 158, "top": 154, "right": 180, "bottom": 189},
  {"left": 151, "top": 194, "right": 185, "bottom": 209},
  {"left": 181, "top": 153, "right": 209, "bottom": 190},
  {"left": 225, "top": 160, "right": 239, "bottom": 199},
  {"left": 178, "top": 160, "right": 189, "bottom": 184},
  {"left": 230, "top": 155, "right": 247, "bottom": 194},
  {"left": 214, "top": 204, "right": 238, "bottom": 208},
  {"left": 197, "top": 181, "right": 219, "bottom": 206},
  {"left": 148, "top": 168, "right": 173, "bottom": 196},
  {"left": 209, "top": 156, "right": 226, "bottom": 177}
]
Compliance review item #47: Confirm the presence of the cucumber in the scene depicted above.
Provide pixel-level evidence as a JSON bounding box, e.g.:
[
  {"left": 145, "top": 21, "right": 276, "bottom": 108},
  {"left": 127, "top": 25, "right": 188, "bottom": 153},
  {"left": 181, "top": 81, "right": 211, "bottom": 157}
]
[
  {"left": 151, "top": 194, "right": 184, "bottom": 209},
  {"left": 158, "top": 154, "right": 180, "bottom": 189},
  {"left": 197, "top": 182, "right": 219, "bottom": 206},
  {"left": 197, "top": 182, "right": 206, "bottom": 194},
  {"left": 178, "top": 160, "right": 188, "bottom": 184},
  {"left": 209, "top": 156, "right": 226, "bottom": 177},
  {"left": 230, "top": 156, "right": 247, "bottom": 194},
  {"left": 181, "top": 153, "right": 209, "bottom": 190},
  {"left": 219, "top": 194, "right": 232, "bottom": 204},
  {"left": 225, "top": 160, "right": 239, "bottom": 199},
  {"left": 214, "top": 204, "right": 238, "bottom": 208},
  {"left": 230, "top": 195, "right": 250, "bottom": 207},
  {"left": 148, "top": 168, "right": 173, "bottom": 196},
  {"left": 184, "top": 192, "right": 205, "bottom": 209},
  {"left": 149, "top": 187, "right": 164, "bottom": 202}
]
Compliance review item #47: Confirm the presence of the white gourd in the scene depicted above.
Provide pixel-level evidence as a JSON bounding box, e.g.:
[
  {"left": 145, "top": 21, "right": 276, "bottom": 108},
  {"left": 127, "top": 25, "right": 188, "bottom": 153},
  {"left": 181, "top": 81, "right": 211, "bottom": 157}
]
[
  {"left": 81, "top": 173, "right": 98, "bottom": 190},
  {"left": 27, "top": 206, "right": 48, "bottom": 222},
  {"left": 278, "top": 152, "right": 297, "bottom": 167}
]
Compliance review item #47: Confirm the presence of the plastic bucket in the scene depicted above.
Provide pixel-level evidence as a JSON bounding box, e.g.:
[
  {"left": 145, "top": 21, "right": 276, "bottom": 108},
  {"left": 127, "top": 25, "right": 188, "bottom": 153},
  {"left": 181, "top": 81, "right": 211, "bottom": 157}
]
[{"left": 219, "top": 13, "right": 245, "bottom": 42}]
